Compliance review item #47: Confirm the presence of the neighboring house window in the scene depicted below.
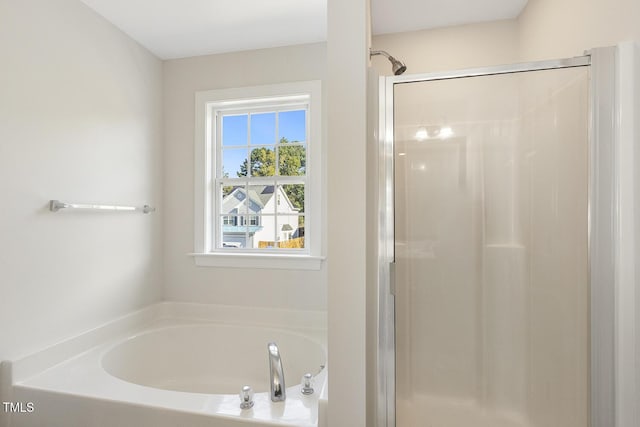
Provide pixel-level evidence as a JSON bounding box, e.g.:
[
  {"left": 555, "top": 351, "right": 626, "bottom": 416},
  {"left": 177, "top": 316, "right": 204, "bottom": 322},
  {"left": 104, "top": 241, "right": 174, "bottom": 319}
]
[{"left": 194, "top": 81, "right": 323, "bottom": 270}]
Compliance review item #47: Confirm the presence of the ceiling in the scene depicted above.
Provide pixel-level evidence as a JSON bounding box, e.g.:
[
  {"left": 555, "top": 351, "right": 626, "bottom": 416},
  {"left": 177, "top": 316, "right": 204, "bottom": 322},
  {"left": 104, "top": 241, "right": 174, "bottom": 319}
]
[{"left": 80, "top": 0, "right": 528, "bottom": 59}]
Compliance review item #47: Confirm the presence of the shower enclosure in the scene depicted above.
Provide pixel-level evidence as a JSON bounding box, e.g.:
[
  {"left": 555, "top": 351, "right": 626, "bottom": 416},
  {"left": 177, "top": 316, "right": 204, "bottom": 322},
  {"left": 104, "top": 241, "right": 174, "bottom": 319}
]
[{"left": 375, "top": 47, "right": 617, "bottom": 427}]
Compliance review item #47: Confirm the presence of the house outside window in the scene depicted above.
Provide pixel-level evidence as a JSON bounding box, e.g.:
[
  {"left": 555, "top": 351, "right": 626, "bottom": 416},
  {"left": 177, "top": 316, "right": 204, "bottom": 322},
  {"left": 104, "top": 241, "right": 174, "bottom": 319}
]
[{"left": 193, "top": 81, "right": 323, "bottom": 270}]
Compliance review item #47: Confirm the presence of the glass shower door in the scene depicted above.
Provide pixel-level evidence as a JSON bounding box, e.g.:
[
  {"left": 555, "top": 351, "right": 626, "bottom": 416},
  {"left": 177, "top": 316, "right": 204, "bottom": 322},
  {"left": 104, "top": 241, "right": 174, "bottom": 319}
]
[{"left": 393, "top": 66, "right": 590, "bottom": 427}]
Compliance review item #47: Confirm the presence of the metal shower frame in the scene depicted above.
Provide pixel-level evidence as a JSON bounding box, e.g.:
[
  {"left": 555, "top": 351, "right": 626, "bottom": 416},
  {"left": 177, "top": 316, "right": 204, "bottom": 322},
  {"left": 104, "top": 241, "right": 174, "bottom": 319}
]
[{"left": 375, "top": 46, "right": 618, "bottom": 427}]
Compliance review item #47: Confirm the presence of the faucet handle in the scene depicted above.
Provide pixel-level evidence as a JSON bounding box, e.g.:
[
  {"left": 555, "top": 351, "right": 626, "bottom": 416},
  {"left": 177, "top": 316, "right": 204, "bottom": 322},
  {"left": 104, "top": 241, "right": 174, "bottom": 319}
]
[
  {"left": 239, "top": 385, "right": 254, "bottom": 409},
  {"left": 301, "top": 373, "right": 314, "bottom": 395}
]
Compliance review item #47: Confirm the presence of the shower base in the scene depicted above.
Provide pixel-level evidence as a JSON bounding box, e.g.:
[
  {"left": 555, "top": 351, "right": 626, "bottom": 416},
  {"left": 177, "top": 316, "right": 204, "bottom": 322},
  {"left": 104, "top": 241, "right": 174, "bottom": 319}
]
[{"left": 397, "top": 395, "right": 529, "bottom": 427}]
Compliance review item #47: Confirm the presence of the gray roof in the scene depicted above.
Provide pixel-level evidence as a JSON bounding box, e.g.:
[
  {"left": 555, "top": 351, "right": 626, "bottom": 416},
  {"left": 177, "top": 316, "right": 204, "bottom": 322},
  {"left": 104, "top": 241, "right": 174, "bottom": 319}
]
[{"left": 221, "top": 185, "right": 275, "bottom": 214}]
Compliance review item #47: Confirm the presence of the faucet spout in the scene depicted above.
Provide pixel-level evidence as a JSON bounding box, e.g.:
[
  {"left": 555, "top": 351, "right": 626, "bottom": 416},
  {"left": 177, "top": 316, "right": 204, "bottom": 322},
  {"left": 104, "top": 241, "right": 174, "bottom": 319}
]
[{"left": 267, "top": 342, "right": 286, "bottom": 402}]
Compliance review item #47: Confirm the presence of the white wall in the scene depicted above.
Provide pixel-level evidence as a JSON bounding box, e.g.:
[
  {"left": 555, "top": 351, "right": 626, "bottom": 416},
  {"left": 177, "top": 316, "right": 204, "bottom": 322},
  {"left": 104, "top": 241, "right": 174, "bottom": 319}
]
[
  {"left": 0, "top": 0, "right": 164, "bottom": 365},
  {"left": 617, "top": 41, "right": 640, "bottom": 427},
  {"left": 162, "top": 44, "right": 327, "bottom": 310},
  {"left": 326, "top": 0, "right": 370, "bottom": 425}
]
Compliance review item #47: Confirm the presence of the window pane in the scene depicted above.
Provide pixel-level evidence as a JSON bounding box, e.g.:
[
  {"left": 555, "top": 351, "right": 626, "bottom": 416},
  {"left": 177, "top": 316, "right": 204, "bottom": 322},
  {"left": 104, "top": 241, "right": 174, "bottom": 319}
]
[
  {"left": 222, "top": 148, "right": 248, "bottom": 177},
  {"left": 251, "top": 112, "right": 276, "bottom": 145},
  {"left": 277, "top": 215, "right": 305, "bottom": 249},
  {"left": 278, "top": 143, "right": 306, "bottom": 176},
  {"left": 278, "top": 183, "right": 305, "bottom": 213},
  {"left": 255, "top": 214, "right": 277, "bottom": 249},
  {"left": 248, "top": 146, "right": 276, "bottom": 177},
  {"left": 221, "top": 185, "right": 247, "bottom": 215},
  {"left": 248, "top": 184, "right": 276, "bottom": 214},
  {"left": 221, "top": 182, "right": 236, "bottom": 198},
  {"left": 221, "top": 216, "right": 247, "bottom": 248},
  {"left": 222, "top": 114, "right": 248, "bottom": 147},
  {"left": 278, "top": 110, "right": 306, "bottom": 143}
]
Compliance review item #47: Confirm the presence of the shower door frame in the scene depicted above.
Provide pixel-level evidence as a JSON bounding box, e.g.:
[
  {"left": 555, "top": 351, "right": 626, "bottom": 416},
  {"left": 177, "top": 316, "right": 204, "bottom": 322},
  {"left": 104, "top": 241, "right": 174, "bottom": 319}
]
[{"left": 376, "top": 46, "right": 618, "bottom": 427}]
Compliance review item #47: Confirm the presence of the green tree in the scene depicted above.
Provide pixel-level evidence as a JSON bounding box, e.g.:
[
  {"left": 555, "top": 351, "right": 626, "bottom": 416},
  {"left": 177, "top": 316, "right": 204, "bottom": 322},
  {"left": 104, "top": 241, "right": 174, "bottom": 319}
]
[
  {"left": 238, "top": 147, "right": 276, "bottom": 177},
  {"left": 278, "top": 143, "right": 306, "bottom": 177}
]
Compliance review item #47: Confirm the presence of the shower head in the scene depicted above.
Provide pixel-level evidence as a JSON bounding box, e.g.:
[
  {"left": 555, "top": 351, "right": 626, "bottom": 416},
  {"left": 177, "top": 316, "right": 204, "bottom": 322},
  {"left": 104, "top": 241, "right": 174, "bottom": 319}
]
[{"left": 370, "top": 49, "right": 407, "bottom": 75}]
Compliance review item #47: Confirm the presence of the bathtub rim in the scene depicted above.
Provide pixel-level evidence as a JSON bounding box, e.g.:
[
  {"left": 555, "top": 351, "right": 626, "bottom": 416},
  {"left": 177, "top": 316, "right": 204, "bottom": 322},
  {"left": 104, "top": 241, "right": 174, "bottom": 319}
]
[
  {"left": 9, "top": 301, "right": 326, "bottom": 385},
  {"left": 99, "top": 321, "right": 328, "bottom": 396}
]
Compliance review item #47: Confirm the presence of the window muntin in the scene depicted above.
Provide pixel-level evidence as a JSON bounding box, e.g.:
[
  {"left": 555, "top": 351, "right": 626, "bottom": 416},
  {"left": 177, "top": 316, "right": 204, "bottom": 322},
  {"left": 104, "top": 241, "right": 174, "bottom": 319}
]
[{"left": 214, "top": 104, "right": 309, "bottom": 252}]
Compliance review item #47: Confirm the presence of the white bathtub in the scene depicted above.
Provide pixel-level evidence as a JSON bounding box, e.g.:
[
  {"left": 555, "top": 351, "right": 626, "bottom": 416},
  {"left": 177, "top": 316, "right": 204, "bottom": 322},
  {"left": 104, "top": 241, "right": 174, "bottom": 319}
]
[
  {"left": 8, "top": 303, "right": 328, "bottom": 427},
  {"left": 102, "top": 323, "right": 326, "bottom": 395}
]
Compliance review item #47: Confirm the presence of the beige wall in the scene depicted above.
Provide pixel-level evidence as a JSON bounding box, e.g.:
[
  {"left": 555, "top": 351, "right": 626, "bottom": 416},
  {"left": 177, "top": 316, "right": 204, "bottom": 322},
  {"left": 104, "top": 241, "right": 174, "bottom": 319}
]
[
  {"left": 373, "top": 0, "right": 640, "bottom": 73},
  {"left": 372, "top": 19, "right": 519, "bottom": 75},
  {"left": 518, "top": 0, "right": 640, "bottom": 60},
  {"left": 635, "top": 45, "right": 640, "bottom": 427},
  {"left": 162, "top": 43, "right": 327, "bottom": 310},
  {"left": 0, "top": 0, "right": 163, "bottom": 362}
]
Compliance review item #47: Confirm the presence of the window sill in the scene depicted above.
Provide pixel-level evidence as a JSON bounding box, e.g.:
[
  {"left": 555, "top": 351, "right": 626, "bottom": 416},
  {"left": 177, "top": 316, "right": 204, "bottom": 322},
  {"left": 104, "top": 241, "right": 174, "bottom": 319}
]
[{"left": 189, "top": 252, "right": 325, "bottom": 270}]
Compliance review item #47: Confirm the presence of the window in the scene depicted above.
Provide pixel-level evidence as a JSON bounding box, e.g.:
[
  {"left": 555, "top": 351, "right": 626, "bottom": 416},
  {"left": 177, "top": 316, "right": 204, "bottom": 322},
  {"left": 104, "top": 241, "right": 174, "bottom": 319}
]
[{"left": 193, "top": 81, "right": 323, "bottom": 270}]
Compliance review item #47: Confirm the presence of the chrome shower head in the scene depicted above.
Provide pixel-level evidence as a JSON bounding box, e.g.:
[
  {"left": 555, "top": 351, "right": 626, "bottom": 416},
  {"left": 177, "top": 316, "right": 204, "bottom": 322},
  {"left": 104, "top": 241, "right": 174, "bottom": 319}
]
[
  {"left": 389, "top": 57, "right": 407, "bottom": 75},
  {"left": 370, "top": 49, "right": 407, "bottom": 75}
]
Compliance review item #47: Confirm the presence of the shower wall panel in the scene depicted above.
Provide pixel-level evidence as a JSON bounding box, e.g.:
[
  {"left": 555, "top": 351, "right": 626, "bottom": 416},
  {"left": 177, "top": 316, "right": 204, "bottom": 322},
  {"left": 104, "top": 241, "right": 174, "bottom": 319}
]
[{"left": 394, "top": 66, "right": 589, "bottom": 427}]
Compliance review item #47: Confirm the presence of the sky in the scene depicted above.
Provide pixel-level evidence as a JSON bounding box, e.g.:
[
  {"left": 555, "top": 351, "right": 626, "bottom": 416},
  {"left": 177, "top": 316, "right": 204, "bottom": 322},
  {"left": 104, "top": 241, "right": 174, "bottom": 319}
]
[{"left": 222, "top": 110, "right": 306, "bottom": 177}]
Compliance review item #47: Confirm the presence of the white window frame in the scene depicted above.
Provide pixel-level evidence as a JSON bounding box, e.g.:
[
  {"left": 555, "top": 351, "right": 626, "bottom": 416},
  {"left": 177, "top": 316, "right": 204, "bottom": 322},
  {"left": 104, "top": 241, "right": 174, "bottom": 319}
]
[{"left": 192, "top": 81, "right": 323, "bottom": 270}]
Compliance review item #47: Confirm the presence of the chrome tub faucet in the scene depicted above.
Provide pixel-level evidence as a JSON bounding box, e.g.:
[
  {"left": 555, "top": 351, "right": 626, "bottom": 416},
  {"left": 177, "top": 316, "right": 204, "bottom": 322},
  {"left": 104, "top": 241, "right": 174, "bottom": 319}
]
[{"left": 267, "top": 342, "right": 286, "bottom": 402}]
